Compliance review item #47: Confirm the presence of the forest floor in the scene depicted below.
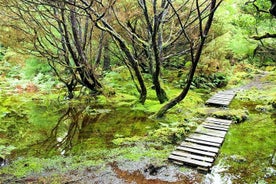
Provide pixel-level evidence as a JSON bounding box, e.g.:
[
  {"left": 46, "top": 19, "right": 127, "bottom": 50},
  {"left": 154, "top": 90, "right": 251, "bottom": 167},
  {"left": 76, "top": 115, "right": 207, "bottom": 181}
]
[{"left": 1, "top": 70, "right": 275, "bottom": 184}]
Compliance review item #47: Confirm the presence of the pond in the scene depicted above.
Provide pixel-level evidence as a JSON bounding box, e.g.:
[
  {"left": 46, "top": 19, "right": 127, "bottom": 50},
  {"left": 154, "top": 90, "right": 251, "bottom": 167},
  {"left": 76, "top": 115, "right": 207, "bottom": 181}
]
[{"left": 0, "top": 93, "right": 158, "bottom": 160}]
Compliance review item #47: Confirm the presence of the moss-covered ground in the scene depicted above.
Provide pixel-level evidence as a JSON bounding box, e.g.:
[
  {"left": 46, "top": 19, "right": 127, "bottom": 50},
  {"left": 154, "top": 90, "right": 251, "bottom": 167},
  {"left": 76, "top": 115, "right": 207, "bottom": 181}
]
[{"left": 0, "top": 66, "right": 275, "bottom": 183}]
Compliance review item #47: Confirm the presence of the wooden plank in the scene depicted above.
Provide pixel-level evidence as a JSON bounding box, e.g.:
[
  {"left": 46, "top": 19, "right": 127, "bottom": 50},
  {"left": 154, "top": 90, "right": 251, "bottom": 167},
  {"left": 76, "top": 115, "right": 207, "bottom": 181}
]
[
  {"left": 202, "top": 124, "right": 229, "bottom": 132},
  {"left": 206, "top": 117, "right": 232, "bottom": 125},
  {"left": 210, "top": 97, "right": 235, "bottom": 101},
  {"left": 205, "top": 90, "right": 236, "bottom": 106},
  {"left": 202, "top": 124, "right": 229, "bottom": 131},
  {"left": 169, "top": 155, "right": 212, "bottom": 168},
  {"left": 197, "top": 125, "right": 228, "bottom": 132},
  {"left": 207, "top": 99, "right": 233, "bottom": 103},
  {"left": 195, "top": 126, "right": 227, "bottom": 138},
  {"left": 207, "top": 97, "right": 233, "bottom": 101},
  {"left": 180, "top": 142, "right": 219, "bottom": 153},
  {"left": 217, "top": 91, "right": 236, "bottom": 95},
  {"left": 171, "top": 151, "right": 214, "bottom": 163},
  {"left": 176, "top": 146, "right": 216, "bottom": 157},
  {"left": 206, "top": 99, "right": 231, "bottom": 103},
  {"left": 206, "top": 101, "right": 230, "bottom": 106},
  {"left": 189, "top": 133, "right": 224, "bottom": 144},
  {"left": 212, "top": 93, "right": 235, "bottom": 96},
  {"left": 195, "top": 129, "right": 226, "bottom": 138},
  {"left": 202, "top": 122, "right": 230, "bottom": 128},
  {"left": 185, "top": 138, "right": 221, "bottom": 147},
  {"left": 212, "top": 94, "right": 235, "bottom": 98},
  {"left": 209, "top": 95, "right": 234, "bottom": 99}
]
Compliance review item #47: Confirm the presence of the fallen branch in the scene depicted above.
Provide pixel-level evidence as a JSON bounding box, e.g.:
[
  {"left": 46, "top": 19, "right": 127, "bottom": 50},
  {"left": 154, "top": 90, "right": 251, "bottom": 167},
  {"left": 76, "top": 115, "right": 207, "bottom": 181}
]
[{"left": 251, "top": 33, "right": 276, "bottom": 40}]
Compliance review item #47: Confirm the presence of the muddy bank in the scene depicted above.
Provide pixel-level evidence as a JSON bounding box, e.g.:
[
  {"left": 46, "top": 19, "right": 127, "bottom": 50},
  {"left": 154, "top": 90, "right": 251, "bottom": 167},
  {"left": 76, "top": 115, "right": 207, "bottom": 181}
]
[{"left": 1, "top": 158, "right": 209, "bottom": 184}]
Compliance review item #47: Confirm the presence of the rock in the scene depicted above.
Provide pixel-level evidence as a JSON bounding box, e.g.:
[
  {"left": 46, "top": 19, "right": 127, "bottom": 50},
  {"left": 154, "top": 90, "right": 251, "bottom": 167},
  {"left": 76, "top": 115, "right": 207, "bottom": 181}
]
[
  {"left": 255, "top": 105, "right": 273, "bottom": 112},
  {"left": 144, "top": 164, "right": 166, "bottom": 176},
  {"left": 0, "top": 157, "right": 7, "bottom": 167},
  {"left": 229, "top": 155, "right": 247, "bottom": 163},
  {"left": 264, "top": 167, "right": 276, "bottom": 178},
  {"left": 272, "top": 152, "right": 276, "bottom": 166}
]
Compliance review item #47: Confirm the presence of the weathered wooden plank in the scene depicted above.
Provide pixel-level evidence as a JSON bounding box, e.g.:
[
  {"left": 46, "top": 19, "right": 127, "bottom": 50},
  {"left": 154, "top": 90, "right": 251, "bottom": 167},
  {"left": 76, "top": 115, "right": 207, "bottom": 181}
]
[
  {"left": 206, "top": 117, "right": 232, "bottom": 125},
  {"left": 212, "top": 93, "right": 235, "bottom": 97},
  {"left": 171, "top": 151, "right": 214, "bottom": 163},
  {"left": 216, "top": 91, "right": 236, "bottom": 95},
  {"left": 206, "top": 98, "right": 231, "bottom": 103},
  {"left": 185, "top": 137, "right": 221, "bottom": 147},
  {"left": 196, "top": 126, "right": 227, "bottom": 136},
  {"left": 214, "top": 91, "right": 236, "bottom": 96},
  {"left": 205, "top": 90, "right": 236, "bottom": 107},
  {"left": 168, "top": 112, "right": 235, "bottom": 171},
  {"left": 180, "top": 142, "right": 219, "bottom": 153},
  {"left": 189, "top": 133, "right": 224, "bottom": 144},
  {"left": 209, "top": 94, "right": 235, "bottom": 98},
  {"left": 195, "top": 128, "right": 226, "bottom": 138},
  {"left": 206, "top": 101, "right": 230, "bottom": 106},
  {"left": 176, "top": 146, "right": 216, "bottom": 157},
  {"left": 207, "top": 98, "right": 233, "bottom": 103},
  {"left": 202, "top": 122, "right": 230, "bottom": 128},
  {"left": 207, "top": 96, "right": 234, "bottom": 100},
  {"left": 206, "top": 99, "right": 231, "bottom": 103},
  {"left": 169, "top": 155, "right": 212, "bottom": 168},
  {"left": 202, "top": 124, "right": 229, "bottom": 132}
]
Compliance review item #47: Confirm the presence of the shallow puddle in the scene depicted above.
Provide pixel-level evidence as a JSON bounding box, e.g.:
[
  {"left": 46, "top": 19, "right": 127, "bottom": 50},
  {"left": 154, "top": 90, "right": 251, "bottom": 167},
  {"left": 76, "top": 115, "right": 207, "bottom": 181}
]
[{"left": 0, "top": 94, "right": 158, "bottom": 160}]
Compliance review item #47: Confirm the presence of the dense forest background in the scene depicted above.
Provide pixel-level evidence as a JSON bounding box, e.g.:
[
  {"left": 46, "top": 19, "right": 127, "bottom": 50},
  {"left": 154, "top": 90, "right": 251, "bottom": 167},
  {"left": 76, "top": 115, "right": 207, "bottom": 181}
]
[{"left": 0, "top": 0, "right": 275, "bottom": 183}]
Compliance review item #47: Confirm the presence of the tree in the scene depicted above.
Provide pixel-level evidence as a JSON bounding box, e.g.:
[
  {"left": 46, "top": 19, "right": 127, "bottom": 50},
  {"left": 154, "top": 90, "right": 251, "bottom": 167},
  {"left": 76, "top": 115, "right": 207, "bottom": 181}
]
[
  {"left": 68, "top": 0, "right": 221, "bottom": 107},
  {"left": 1, "top": 0, "right": 222, "bottom": 116},
  {"left": 155, "top": 0, "right": 221, "bottom": 117},
  {"left": 243, "top": 0, "right": 276, "bottom": 65},
  {"left": 0, "top": 0, "right": 103, "bottom": 98}
]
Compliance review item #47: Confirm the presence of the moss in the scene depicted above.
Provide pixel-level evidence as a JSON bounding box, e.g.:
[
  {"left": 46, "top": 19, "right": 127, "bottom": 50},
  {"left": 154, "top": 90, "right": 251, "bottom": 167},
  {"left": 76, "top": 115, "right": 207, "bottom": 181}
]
[
  {"left": 211, "top": 109, "right": 249, "bottom": 123},
  {"left": 112, "top": 136, "right": 145, "bottom": 146},
  {"left": 218, "top": 113, "right": 276, "bottom": 183},
  {"left": 255, "top": 104, "right": 274, "bottom": 112},
  {"left": 215, "top": 70, "right": 276, "bottom": 183}
]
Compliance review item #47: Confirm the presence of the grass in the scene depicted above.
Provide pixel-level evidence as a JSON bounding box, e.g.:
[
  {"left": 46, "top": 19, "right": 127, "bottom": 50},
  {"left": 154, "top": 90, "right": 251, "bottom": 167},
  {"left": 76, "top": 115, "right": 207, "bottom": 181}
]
[
  {"left": 216, "top": 72, "right": 276, "bottom": 183},
  {"left": 1, "top": 64, "right": 275, "bottom": 183}
]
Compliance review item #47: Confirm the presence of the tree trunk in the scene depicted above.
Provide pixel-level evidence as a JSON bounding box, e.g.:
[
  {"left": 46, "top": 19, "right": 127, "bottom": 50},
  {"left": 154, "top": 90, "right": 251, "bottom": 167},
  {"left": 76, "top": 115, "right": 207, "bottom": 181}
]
[
  {"left": 69, "top": 4, "right": 102, "bottom": 93},
  {"left": 155, "top": 0, "right": 218, "bottom": 118},
  {"left": 103, "top": 36, "right": 111, "bottom": 71}
]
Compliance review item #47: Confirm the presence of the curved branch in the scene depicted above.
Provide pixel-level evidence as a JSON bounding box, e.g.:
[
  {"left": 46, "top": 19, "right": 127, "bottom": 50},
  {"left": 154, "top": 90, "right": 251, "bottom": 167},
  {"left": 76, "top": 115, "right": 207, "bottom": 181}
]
[{"left": 251, "top": 33, "right": 276, "bottom": 40}]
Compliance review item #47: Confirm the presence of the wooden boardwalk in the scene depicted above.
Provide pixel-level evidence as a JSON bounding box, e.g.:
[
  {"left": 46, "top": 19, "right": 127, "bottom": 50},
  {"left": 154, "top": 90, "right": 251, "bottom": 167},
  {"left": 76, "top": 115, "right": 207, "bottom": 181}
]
[
  {"left": 168, "top": 90, "right": 237, "bottom": 172},
  {"left": 205, "top": 90, "right": 236, "bottom": 106},
  {"left": 168, "top": 117, "right": 232, "bottom": 172}
]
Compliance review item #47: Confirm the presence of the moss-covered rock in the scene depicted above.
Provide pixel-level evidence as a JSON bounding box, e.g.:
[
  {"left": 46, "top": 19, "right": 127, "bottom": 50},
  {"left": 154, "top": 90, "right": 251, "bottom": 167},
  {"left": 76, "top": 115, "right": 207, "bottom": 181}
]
[
  {"left": 255, "top": 105, "right": 274, "bottom": 112},
  {"left": 211, "top": 109, "right": 249, "bottom": 123}
]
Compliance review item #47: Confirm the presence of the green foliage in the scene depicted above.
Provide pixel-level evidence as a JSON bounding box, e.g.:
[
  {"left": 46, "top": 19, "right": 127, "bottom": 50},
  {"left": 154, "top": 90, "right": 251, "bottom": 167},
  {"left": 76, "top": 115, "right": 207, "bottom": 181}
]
[
  {"left": 0, "top": 145, "right": 16, "bottom": 159},
  {"left": 212, "top": 109, "right": 249, "bottom": 124},
  {"left": 214, "top": 0, "right": 276, "bottom": 67},
  {"left": 112, "top": 136, "right": 144, "bottom": 146},
  {"left": 228, "top": 35, "right": 257, "bottom": 59},
  {"left": 103, "top": 67, "right": 139, "bottom": 97},
  {"left": 23, "top": 57, "right": 52, "bottom": 79},
  {"left": 147, "top": 120, "right": 197, "bottom": 144},
  {"left": 191, "top": 72, "right": 229, "bottom": 90}
]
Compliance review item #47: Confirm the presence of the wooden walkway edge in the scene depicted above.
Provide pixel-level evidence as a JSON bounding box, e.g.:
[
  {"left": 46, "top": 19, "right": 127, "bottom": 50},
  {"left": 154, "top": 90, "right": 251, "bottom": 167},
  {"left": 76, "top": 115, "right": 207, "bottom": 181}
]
[{"left": 168, "top": 90, "right": 237, "bottom": 172}]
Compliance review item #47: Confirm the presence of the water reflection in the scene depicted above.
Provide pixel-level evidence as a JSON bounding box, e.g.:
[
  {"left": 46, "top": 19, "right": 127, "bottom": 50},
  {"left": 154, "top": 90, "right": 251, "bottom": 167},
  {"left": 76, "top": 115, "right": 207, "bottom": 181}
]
[
  {"left": 41, "top": 106, "right": 92, "bottom": 155},
  {"left": 31, "top": 103, "right": 157, "bottom": 157}
]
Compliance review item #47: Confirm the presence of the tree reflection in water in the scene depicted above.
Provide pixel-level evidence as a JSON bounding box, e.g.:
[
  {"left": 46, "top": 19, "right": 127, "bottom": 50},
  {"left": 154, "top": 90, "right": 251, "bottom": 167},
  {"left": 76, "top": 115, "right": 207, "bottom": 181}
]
[
  {"left": 41, "top": 105, "right": 101, "bottom": 156},
  {"left": 30, "top": 104, "right": 155, "bottom": 157}
]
